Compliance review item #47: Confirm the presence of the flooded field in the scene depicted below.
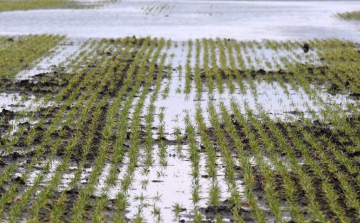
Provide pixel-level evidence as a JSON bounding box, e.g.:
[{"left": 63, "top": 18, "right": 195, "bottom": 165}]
[
  {"left": 1, "top": 1, "right": 360, "bottom": 223},
  {"left": 0, "top": 35, "right": 359, "bottom": 222},
  {"left": 0, "top": 0, "right": 360, "bottom": 40}
]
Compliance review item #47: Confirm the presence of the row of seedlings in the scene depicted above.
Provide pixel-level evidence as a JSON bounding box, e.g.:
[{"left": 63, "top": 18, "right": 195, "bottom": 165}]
[
  {"left": 110, "top": 38, "right": 167, "bottom": 222},
  {"left": 193, "top": 39, "right": 203, "bottom": 99},
  {"left": 206, "top": 101, "right": 245, "bottom": 222},
  {"left": 183, "top": 113, "right": 203, "bottom": 222},
  {"left": 207, "top": 39, "right": 224, "bottom": 93},
  {"left": 194, "top": 104, "right": 222, "bottom": 222},
  {"left": 214, "top": 102, "right": 265, "bottom": 222},
  {"left": 223, "top": 38, "right": 245, "bottom": 93},
  {"left": 184, "top": 40, "right": 193, "bottom": 94},
  {"left": 91, "top": 37, "right": 161, "bottom": 222}
]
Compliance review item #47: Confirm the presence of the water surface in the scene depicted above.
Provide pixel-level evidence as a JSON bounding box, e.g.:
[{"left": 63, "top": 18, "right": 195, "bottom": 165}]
[{"left": 0, "top": 0, "right": 360, "bottom": 40}]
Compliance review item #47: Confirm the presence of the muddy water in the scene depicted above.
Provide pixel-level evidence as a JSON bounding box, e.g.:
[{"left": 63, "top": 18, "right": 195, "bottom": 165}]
[{"left": 0, "top": 1, "right": 359, "bottom": 41}]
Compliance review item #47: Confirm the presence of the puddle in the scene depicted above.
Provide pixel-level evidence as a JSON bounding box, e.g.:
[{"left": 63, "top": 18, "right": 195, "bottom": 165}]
[
  {"left": 151, "top": 73, "right": 357, "bottom": 137},
  {"left": 0, "top": 1, "right": 359, "bottom": 41},
  {"left": 122, "top": 145, "right": 236, "bottom": 222},
  {"left": 0, "top": 93, "right": 47, "bottom": 113}
]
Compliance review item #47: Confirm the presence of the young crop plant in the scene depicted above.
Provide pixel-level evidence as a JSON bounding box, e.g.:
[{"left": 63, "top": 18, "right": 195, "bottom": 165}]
[
  {"left": 208, "top": 39, "right": 224, "bottom": 93},
  {"left": 172, "top": 202, "right": 185, "bottom": 221},
  {"left": 224, "top": 38, "right": 245, "bottom": 93},
  {"left": 194, "top": 39, "right": 203, "bottom": 98},
  {"left": 184, "top": 39, "right": 193, "bottom": 94},
  {"left": 217, "top": 38, "right": 235, "bottom": 93},
  {"left": 157, "top": 106, "right": 168, "bottom": 166},
  {"left": 201, "top": 38, "right": 214, "bottom": 93},
  {"left": 184, "top": 113, "right": 202, "bottom": 205}
]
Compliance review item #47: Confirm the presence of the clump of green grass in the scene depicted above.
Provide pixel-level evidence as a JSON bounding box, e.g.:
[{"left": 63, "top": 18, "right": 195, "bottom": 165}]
[
  {"left": 0, "top": 0, "right": 77, "bottom": 12},
  {"left": 0, "top": 0, "right": 120, "bottom": 12},
  {"left": 336, "top": 11, "right": 360, "bottom": 21}
]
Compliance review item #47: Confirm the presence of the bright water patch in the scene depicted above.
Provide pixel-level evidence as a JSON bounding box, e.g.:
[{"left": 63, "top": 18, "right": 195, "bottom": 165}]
[{"left": 0, "top": 1, "right": 359, "bottom": 41}]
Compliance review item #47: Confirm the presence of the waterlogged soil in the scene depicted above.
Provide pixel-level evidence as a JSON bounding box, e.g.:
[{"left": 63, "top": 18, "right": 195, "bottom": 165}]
[
  {"left": 1, "top": 37, "right": 360, "bottom": 222},
  {"left": 1, "top": 97, "right": 360, "bottom": 222}
]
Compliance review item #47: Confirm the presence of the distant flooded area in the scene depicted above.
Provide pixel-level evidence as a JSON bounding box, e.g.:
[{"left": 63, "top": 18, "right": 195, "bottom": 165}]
[{"left": 0, "top": 1, "right": 359, "bottom": 41}]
